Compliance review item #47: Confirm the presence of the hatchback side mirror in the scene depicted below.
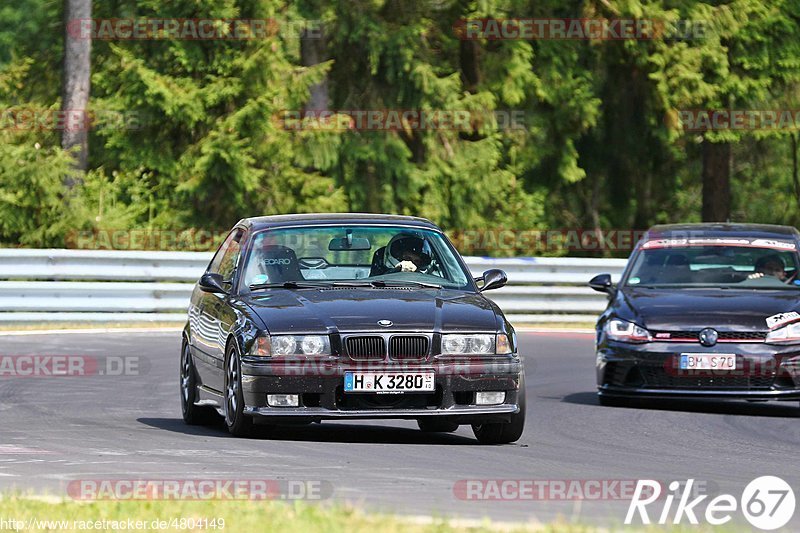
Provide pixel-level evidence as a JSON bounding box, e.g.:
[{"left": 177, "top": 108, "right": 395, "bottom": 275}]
[
  {"left": 199, "top": 272, "right": 227, "bottom": 294},
  {"left": 588, "top": 273, "right": 613, "bottom": 294},
  {"left": 480, "top": 269, "right": 508, "bottom": 292}
]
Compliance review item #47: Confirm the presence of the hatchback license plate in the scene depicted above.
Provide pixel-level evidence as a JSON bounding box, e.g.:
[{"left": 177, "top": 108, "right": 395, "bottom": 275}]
[
  {"left": 344, "top": 372, "right": 434, "bottom": 393},
  {"left": 679, "top": 354, "right": 737, "bottom": 370}
]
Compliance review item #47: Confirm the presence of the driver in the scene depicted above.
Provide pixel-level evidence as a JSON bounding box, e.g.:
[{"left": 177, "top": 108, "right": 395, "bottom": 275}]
[
  {"left": 749, "top": 254, "right": 787, "bottom": 281},
  {"left": 384, "top": 234, "right": 432, "bottom": 273}
]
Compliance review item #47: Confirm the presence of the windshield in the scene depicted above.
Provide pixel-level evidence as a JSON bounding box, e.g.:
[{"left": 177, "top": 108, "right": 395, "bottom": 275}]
[
  {"left": 240, "top": 225, "right": 472, "bottom": 290},
  {"left": 625, "top": 242, "right": 800, "bottom": 290}
]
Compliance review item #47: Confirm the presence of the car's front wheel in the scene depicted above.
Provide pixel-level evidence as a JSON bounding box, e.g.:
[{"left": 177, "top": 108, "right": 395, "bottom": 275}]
[
  {"left": 180, "top": 341, "right": 215, "bottom": 425},
  {"left": 224, "top": 343, "right": 253, "bottom": 437},
  {"left": 417, "top": 419, "right": 459, "bottom": 433},
  {"left": 471, "top": 375, "right": 526, "bottom": 445}
]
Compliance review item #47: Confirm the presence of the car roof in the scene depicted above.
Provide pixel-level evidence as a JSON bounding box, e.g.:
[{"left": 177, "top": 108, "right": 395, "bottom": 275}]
[
  {"left": 236, "top": 213, "right": 441, "bottom": 232},
  {"left": 644, "top": 223, "right": 800, "bottom": 242}
]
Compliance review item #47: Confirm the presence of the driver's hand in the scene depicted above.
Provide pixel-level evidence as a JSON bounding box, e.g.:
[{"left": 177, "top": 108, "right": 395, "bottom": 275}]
[
  {"left": 398, "top": 260, "right": 417, "bottom": 272},
  {"left": 747, "top": 272, "right": 765, "bottom": 280}
]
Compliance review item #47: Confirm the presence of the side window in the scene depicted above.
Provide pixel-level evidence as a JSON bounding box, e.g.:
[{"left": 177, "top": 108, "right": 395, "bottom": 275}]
[{"left": 208, "top": 229, "right": 243, "bottom": 281}]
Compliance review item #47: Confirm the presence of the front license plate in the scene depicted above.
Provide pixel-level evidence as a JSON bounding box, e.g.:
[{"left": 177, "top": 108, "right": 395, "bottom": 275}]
[
  {"left": 343, "top": 372, "right": 434, "bottom": 393},
  {"left": 679, "top": 354, "right": 737, "bottom": 370}
]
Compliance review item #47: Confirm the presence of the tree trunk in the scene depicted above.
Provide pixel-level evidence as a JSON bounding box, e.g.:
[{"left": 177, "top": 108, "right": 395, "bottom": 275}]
[
  {"left": 791, "top": 134, "right": 800, "bottom": 211},
  {"left": 62, "top": 0, "right": 91, "bottom": 183},
  {"left": 361, "top": 161, "right": 380, "bottom": 213},
  {"left": 459, "top": 40, "right": 480, "bottom": 92},
  {"left": 701, "top": 139, "right": 731, "bottom": 222},
  {"left": 300, "top": 28, "right": 329, "bottom": 112}
]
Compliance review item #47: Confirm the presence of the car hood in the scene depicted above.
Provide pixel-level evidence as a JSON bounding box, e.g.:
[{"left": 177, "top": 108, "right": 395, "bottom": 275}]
[
  {"left": 243, "top": 288, "right": 500, "bottom": 333},
  {"left": 618, "top": 288, "right": 800, "bottom": 331}
]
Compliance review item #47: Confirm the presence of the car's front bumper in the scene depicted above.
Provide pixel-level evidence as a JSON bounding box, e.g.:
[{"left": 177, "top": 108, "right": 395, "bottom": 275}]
[
  {"left": 597, "top": 340, "right": 800, "bottom": 400},
  {"left": 239, "top": 356, "right": 524, "bottom": 422}
]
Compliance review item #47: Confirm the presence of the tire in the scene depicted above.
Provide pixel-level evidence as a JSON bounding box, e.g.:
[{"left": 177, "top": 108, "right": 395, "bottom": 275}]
[
  {"left": 471, "top": 376, "right": 526, "bottom": 445},
  {"left": 224, "top": 343, "right": 254, "bottom": 437},
  {"left": 417, "top": 419, "right": 459, "bottom": 433},
  {"left": 180, "top": 341, "right": 215, "bottom": 425}
]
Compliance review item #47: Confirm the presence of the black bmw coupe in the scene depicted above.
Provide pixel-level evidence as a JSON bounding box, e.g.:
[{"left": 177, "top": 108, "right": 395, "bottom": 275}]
[
  {"left": 181, "top": 213, "right": 525, "bottom": 443},
  {"left": 591, "top": 223, "right": 800, "bottom": 405}
]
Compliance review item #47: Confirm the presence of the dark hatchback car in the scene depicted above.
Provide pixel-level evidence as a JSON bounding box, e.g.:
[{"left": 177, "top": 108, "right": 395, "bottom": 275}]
[
  {"left": 590, "top": 223, "right": 800, "bottom": 405},
  {"left": 181, "top": 214, "right": 525, "bottom": 443}
]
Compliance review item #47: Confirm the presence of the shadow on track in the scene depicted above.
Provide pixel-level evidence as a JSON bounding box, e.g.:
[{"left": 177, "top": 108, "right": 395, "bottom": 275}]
[
  {"left": 562, "top": 391, "right": 800, "bottom": 418},
  {"left": 137, "top": 417, "right": 479, "bottom": 444}
]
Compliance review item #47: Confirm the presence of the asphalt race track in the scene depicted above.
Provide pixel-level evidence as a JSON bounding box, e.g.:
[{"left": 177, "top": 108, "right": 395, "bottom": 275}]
[{"left": 0, "top": 330, "right": 798, "bottom": 528}]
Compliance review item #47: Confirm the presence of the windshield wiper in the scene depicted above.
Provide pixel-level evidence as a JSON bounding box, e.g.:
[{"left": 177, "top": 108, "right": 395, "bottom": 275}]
[
  {"left": 370, "top": 280, "right": 442, "bottom": 289},
  {"left": 249, "top": 281, "right": 334, "bottom": 290},
  {"left": 250, "top": 279, "right": 443, "bottom": 291}
]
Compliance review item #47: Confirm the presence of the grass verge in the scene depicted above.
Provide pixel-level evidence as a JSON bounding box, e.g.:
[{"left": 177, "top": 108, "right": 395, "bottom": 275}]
[
  {"left": 0, "top": 496, "right": 594, "bottom": 532},
  {"left": 0, "top": 495, "right": 741, "bottom": 532}
]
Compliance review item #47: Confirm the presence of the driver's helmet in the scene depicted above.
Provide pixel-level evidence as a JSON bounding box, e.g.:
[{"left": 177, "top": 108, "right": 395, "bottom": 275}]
[
  {"left": 384, "top": 233, "right": 432, "bottom": 270},
  {"left": 755, "top": 254, "right": 786, "bottom": 277}
]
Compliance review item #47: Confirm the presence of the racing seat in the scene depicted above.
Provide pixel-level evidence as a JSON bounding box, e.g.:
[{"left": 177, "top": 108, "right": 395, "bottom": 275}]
[
  {"left": 636, "top": 253, "right": 667, "bottom": 284},
  {"left": 662, "top": 254, "right": 692, "bottom": 283},
  {"left": 259, "top": 245, "right": 304, "bottom": 283}
]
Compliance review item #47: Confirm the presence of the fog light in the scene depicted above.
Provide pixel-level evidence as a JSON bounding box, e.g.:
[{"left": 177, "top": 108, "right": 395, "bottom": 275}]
[
  {"left": 475, "top": 391, "right": 505, "bottom": 405},
  {"left": 267, "top": 394, "right": 299, "bottom": 407}
]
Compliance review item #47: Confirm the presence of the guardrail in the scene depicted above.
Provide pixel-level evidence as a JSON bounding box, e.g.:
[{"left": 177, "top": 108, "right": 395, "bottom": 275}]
[{"left": 0, "top": 249, "right": 627, "bottom": 324}]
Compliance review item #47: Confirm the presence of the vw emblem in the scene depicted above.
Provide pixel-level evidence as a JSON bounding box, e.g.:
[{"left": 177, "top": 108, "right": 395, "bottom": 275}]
[
  {"left": 698, "top": 328, "right": 718, "bottom": 347},
  {"left": 377, "top": 320, "right": 393, "bottom": 327}
]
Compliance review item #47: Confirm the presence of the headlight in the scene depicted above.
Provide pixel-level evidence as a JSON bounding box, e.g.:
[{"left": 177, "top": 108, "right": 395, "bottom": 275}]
[
  {"left": 605, "top": 319, "right": 651, "bottom": 343},
  {"left": 766, "top": 322, "right": 800, "bottom": 344},
  {"left": 441, "top": 334, "right": 512, "bottom": 355},
  {"left": 248, "top": 334, "right": 331, "bottom": 356}
]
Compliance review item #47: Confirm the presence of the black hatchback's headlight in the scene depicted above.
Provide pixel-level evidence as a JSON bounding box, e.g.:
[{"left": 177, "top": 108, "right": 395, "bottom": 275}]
[{"left": 604, "top": 319, "right": 651, "bottom": 343}]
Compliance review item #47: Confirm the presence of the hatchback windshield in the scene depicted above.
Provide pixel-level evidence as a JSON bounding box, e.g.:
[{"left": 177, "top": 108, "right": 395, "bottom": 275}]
[
  {"left": 240, "top": 225, "right": 472, "bottom": 290},
  {"left": 626, "top": 240, "right": 800, "bottom": 289}
]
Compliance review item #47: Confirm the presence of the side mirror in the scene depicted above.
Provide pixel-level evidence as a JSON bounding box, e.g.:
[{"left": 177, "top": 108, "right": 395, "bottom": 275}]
[
  {"left": 589, "top": 273, "right": 613, "bottom": 294},
  {"left": 480, "top": 269, "right": 507, "bottom": 292},
  {"left": 199, "top": 272, "right": 227, "bottom": 294}
]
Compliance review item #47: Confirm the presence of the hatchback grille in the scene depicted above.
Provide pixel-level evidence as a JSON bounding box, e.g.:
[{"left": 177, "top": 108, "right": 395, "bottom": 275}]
[
  {"left": 389, "top": 336, "right": 429, "bottom": 360},
  {"left": 718, "top": 331, "right": 767, "bottom": 341},
  {"left": 652, "top": 331, "right": 766, "bottom": 342},
  {"left": 345, "top": 336, "right": 386, "bottom": 360},
  {"left": 638, "top": 364, "right": 774, "bottom": 389}
]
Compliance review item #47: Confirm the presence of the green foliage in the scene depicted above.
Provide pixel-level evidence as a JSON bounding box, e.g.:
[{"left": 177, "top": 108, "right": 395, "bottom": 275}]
[
  {"left": 0, "top": 140, "right": 74, "bottom": 246},
  {"left": 1, "top": 0, "right": 800, "bottom": 254}
]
